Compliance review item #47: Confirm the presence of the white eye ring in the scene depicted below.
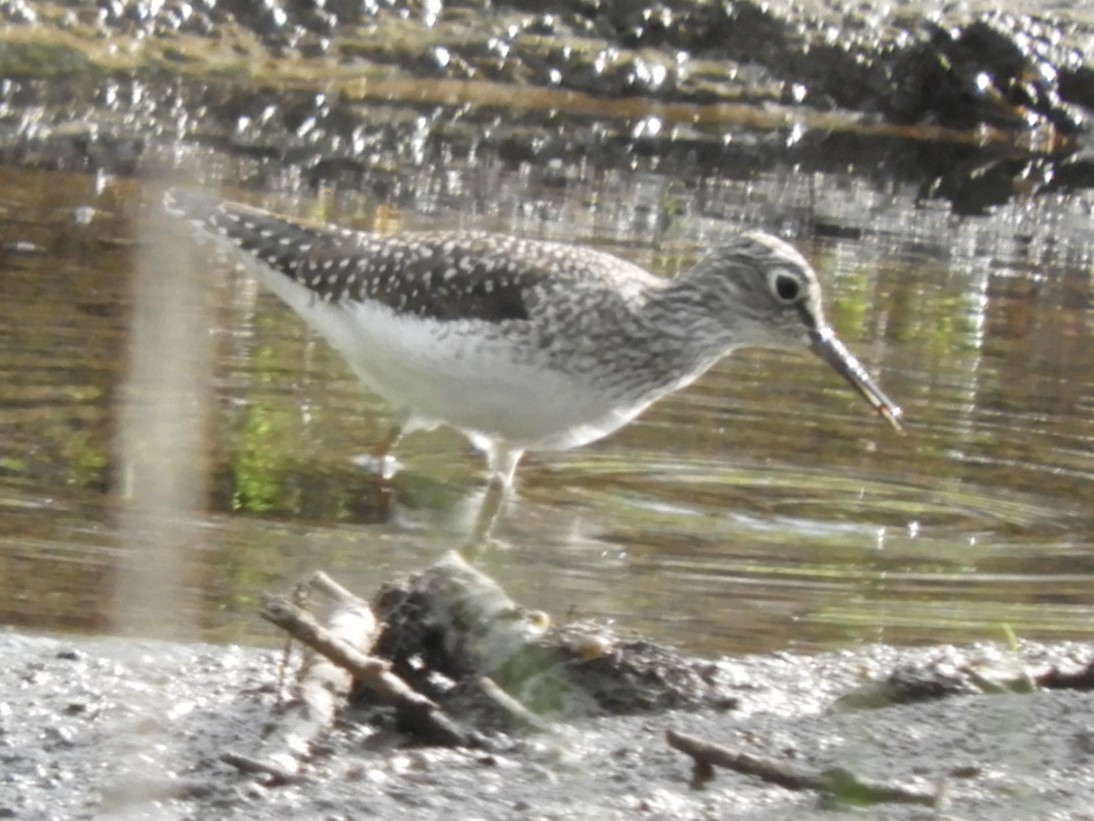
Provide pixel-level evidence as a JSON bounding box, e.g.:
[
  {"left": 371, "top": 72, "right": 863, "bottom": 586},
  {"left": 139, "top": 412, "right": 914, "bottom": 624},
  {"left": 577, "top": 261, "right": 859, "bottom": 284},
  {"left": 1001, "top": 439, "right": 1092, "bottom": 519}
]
[{"left": 769, "top": 270, "right": 803, "bottom": 303}]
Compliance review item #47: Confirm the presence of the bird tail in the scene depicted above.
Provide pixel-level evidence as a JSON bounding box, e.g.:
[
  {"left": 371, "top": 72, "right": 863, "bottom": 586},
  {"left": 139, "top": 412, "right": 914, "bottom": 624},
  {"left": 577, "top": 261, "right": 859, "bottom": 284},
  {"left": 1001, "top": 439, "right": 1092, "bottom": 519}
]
[{"left": 162, "top": 189, "right": 353, "bottom": 278}]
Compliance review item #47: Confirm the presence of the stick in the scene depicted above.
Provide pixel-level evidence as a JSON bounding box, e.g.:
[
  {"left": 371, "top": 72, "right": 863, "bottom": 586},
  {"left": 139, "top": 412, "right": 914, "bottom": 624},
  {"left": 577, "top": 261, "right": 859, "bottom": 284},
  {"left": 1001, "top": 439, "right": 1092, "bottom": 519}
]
[
  {"left": 306, "top": 570, "right": 367, "bottom": 607},
  {"left": 260, "top": 595, "right": 400, "bottom": 691},
  {"left": 220, "top": 751, "right": 298, "bottom": 784},
  {"left": 260, "top": 594, "right": 478, "bottom": 748},
  {"left": 477, "top": 677, "right": 552, "bottom": 733},
  {"left": 665, "top": 729, "right": 939, "bottom": 806}
]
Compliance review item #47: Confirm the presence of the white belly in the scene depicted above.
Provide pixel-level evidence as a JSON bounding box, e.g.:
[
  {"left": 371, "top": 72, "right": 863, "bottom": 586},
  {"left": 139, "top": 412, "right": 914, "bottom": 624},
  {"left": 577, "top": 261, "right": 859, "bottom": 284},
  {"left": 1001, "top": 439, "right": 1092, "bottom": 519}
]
[{"left": 338, "top": 301, "right": 654, "bottom": 451}]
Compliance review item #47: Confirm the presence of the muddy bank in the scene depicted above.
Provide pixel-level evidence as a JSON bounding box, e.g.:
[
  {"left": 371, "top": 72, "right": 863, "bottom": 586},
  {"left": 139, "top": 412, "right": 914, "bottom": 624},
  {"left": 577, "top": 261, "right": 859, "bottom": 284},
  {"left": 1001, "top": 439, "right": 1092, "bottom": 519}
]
[
  {"left": 3, "top": 0, "right": 1092, "bottom": 125},
  {"left": 0, "top": 1, "right": 1092, "bottom": 211},
  {"left": 4, "top": 557, "right": 1094, "bottom": 819},
  {"left": 3, "top": 627, "right": 1093, "bottom": 819}
]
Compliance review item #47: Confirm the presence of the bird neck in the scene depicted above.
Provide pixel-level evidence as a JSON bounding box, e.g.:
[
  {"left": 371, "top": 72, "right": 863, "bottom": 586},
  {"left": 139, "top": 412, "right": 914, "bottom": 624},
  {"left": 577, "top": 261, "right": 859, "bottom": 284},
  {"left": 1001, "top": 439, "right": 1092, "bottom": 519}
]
[
  {"left": 623, "top": 268, "right": 746, "bottom": 398},
  {"left": 651, "top": 261, "right": 748, "bottom": 345}
]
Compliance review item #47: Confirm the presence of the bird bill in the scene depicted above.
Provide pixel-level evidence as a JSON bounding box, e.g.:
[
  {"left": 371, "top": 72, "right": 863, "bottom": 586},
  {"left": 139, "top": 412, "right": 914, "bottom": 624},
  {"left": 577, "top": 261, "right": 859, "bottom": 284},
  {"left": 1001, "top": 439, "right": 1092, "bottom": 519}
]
[{"left": 809, "top": 328, "right": 903, "bottom": 431}]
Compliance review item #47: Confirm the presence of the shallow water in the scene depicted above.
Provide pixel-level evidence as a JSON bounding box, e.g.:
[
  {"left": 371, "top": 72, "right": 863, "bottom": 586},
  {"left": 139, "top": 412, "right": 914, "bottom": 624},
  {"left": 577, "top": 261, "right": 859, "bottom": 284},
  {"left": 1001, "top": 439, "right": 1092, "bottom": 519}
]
[{"left": 0, "top": 159, "right": 1090, "bottom": 654}]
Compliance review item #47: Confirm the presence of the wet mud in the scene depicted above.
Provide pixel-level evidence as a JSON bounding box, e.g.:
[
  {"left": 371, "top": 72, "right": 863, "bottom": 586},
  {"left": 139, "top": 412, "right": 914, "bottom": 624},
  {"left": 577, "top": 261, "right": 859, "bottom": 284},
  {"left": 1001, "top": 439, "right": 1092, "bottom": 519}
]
[{"left": 3, "top": 627, "right": 1092, "bottom": 819}]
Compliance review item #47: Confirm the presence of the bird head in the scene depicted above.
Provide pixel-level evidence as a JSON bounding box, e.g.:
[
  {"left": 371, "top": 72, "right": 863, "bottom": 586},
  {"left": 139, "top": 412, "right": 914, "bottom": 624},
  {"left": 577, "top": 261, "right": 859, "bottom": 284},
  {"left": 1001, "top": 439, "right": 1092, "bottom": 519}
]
[{"left": 695, "top": 232, "right": 903, "bottom": 430}]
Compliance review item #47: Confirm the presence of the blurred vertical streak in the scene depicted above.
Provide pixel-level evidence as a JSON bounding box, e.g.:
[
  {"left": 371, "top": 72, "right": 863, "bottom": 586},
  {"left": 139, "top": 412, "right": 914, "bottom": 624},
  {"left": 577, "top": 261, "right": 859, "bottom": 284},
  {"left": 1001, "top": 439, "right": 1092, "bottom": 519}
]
[
  {"left": 114, "top": 185, "right": 212, "bottom": 639},
  {"left": 100, "top": 183, "right": 214, "bottom": 816}
]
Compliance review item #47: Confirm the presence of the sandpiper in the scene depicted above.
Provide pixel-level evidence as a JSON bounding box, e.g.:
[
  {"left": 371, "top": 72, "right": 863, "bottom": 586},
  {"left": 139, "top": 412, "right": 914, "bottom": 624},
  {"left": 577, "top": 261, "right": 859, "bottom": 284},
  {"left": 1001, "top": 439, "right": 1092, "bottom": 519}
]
[{"left": 165, "top": 189, "right": 901, "bottom": 542}]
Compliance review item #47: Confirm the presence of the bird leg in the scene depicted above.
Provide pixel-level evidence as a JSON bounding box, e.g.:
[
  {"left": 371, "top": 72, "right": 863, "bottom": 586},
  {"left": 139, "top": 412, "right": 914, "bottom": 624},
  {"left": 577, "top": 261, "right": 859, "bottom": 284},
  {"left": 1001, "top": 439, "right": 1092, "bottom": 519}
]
[
  {"left": 461, "top": 478, "right": 508, "bottom": 562},
  {"left": 460, "top": 444, "right": 524, "bottom": 562}
]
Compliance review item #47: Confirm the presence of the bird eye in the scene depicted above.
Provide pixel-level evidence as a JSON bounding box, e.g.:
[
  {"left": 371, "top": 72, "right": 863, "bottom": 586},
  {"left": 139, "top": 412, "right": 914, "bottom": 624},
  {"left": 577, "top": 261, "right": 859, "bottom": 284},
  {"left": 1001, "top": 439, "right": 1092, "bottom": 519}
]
[{"left": 771, "top": 272, "right": 802, "bottom": 303}]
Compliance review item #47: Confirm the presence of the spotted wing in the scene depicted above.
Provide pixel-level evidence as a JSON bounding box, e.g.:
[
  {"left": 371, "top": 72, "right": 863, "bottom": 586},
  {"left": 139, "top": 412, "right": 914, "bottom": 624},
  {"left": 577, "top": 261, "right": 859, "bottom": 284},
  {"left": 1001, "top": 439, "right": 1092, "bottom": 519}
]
[
  {"left": 165, "top": 190, "right": 536, "bottom": 323},
  {"left": 295, "top": 233, "right": 539, "bottom": 323}
]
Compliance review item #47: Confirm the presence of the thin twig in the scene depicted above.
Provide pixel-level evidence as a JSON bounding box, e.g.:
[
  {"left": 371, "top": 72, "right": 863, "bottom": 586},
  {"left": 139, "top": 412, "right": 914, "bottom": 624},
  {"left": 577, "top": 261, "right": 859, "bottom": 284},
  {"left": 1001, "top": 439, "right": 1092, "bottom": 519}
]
[
  {"left": 220, "top": 751, "right": 298, "bottom": 785},
  {"left": 666, "top": 729, "right": 940, "bottom": 807},
  {"left": 261, "top": 596, "right": 403, "bottom": 692},
  {"left": 478, "top": 677, "right": 552, "bottom": 733},
  {"left": 306, "top": 570, "right": 366, "bottom": 607}
]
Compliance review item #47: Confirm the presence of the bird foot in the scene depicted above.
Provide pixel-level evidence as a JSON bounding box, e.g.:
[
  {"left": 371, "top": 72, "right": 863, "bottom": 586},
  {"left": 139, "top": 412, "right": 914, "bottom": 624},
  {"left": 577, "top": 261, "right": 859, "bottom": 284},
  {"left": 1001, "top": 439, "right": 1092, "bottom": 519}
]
[{"left": 351, "top": 453, "right": 401, "bottom": 481}]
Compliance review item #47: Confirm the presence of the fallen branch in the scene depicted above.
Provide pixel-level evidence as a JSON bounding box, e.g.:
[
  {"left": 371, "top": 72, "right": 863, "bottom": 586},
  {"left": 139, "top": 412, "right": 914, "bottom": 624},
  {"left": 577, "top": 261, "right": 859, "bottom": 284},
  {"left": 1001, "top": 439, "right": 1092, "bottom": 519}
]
[
  {"left": 665, "top": 729, "right": 941, "bottom": 807},
  {"left": 260, "top": 593, "right": 480, "bottom": 748}
]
